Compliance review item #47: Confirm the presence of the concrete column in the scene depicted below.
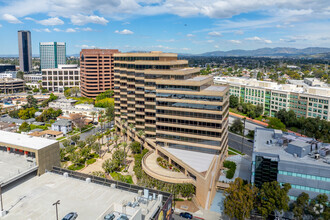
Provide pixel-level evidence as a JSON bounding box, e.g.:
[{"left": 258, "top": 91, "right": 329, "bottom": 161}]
[
  {"left": 185, "top": 169, "right": 188, "bottom": 176},
  {"left": 168, "top": 158, "right": 172, "bottom": 165}
]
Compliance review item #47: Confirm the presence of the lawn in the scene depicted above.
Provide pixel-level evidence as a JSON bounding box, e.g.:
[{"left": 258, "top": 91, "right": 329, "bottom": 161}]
[
  {"left": 110, "top": 172, "right": 133, "bottom": 184},
  {"left": 56, "top": 136, "right": 66, "bottom": 141}
]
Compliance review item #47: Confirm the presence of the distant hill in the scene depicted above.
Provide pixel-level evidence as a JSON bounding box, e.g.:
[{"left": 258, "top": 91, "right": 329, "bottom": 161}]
[{"left": 197, "top": 47, "right": 330, "bottom": 57}]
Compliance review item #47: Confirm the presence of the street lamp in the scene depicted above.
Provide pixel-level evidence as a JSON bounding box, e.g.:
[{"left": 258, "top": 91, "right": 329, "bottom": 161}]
[
  {"left": 241, "top": 117, "right": 246, "bottom": 153},
  {"left": 53, "top": 200, "right": 60, "bottom": 220}
]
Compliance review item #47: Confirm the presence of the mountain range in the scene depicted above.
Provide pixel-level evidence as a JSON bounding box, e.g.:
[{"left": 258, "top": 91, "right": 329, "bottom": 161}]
[
  {"left": 194, "top": 47, "right": 330, "bottom": 57},
  {"left": 1, "top": 47, "right": 330, "bottom": 58}
]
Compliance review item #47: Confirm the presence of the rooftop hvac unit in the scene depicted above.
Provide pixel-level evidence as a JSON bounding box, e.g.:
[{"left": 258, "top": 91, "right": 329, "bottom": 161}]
[{"left": 314, "top": 154, "right": 320, "bottom": 160}]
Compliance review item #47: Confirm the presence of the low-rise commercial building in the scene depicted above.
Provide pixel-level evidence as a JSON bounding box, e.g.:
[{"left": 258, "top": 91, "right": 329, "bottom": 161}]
[
  {"left": 49, "top": 98, "right": 78, "bottom": 109},
  {"left": 42, "top": 64, "right": 80, "bottom": 92},
  {"left": 114, "top": 52, "right": 229, "bottom": 209},
  {"left": 0, "top": 64, "right": 16, "bottom": 73},
  {"left": 0, "top": 130, "right": 60, "bottom": 176},
  {"left": 0, "top": 71, "right": 17, "bottom": 79},
  {"left": 24, "top": 74, "right": 42, "bottom": 82},
  {"left": 252, "top": 128, "right": 330, "bottom": 200},
  {"left": 214, "top": 76, "right": 330, "bottom": 121},
  {"left": 0, "top": 78, "right": 24, "bottom": 93}
]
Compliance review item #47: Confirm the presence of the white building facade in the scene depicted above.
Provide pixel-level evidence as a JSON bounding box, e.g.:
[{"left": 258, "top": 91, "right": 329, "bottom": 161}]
[{"left": 42, "top": 65, "right": 80, "bottom": 92}]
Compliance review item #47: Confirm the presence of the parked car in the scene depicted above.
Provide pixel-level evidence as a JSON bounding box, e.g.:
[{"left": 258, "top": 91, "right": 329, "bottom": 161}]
[
  {"left": 179, "top": 212, "right": 193, "bottom": 219},
  {"left": 62, "top": 212, "right": 78, "bottom": 220},
  {"left": 117, "top": 214, "right": 129, "bottom": 220},
  {"left": 104, "top": 213, "right": 115, "bottom": 220},
  {"left": 248, "top": 139, "right": 253, "bottom": 143}
]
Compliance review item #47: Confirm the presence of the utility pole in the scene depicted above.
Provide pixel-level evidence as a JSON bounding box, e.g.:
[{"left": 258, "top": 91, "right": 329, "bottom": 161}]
[{"left": 53, "top": 200, "right": 60, "bottom": 220}]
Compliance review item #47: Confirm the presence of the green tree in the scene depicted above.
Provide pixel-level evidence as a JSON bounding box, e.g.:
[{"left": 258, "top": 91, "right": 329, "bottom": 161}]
[
  {"left": 19, "top": 121, "right": 30, "bottom": 132},
  {"left": 71, "top": 135, "right": 80, "bottom": 145},
  {"left": 18, "top": 107, "right": 37, "bottom": 120},
  {"left": 129, "top": 141, "right": 141, "bottom": 154},
  {"left": 229, "top": 95, "right": 239, "bottom": 108},
  {"left": 267, "top": 118, "right": 286, "bottom": 131},
  {"left": 102, "top": 159, "right": 119, "bottom": 173},
  {"left": 292, "top": 192, "right": 309, "bottom": 220},
  {"left": 224, "top": 178, "right": 258, "bottom": 220},
  {"left": 17, "top": 71, "right": 24, "bottom": 80},
  {"left": 25, "top": 95, "right": 38, "bottom": 108},
  {"left": 257, "top": 181, "right": 291, "bottom": 218},
  {"left": 112, "top": 149, "right": 126, "bottom": 167},
  {"left": 309, "top": 194, "right": 329, "bottom": 218},
  {"left": 230, "top": 118, "right": 244, "bottom": 135}
]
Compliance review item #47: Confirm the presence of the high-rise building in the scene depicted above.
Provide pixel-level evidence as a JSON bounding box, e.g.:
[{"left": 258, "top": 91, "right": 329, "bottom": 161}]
[
  {"left": 80, "top": 49, "right": 119, "bottom": 98},
  {"left": 18, "top": 30, "right": 32, "bottom": 72},
  {"left": 40, "top": 42, "right": 66, "bottom": 69},
  {"left": 114, "top": 51, "right": 229, "bottom": 209}
]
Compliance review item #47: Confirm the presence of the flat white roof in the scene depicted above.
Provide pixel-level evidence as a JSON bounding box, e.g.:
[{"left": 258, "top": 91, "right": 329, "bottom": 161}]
[
  {"left": 163, "top": 147, "right": 215, "bottom": 173},
  {"left": 0, "top": 130, "right": 58, "bottom": 150},
  {"left": 2, "top": 172, "right": 137, "bottom": 220}
]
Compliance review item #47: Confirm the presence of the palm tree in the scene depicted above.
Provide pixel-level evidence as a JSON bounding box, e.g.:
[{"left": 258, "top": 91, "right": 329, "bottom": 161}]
[
  {"left": 121, "top": 142, "right": 128, "bottom": 171},
  {"left": 91, "top": 111, "right": 96, "bottom": 124},
  {"left": 113, "top": 134, "right": 119, "bottom": 150},
  {"left": 99, "top": 110, "right": 104, "bottom": 131},
  {"left": 137, "top": 130, "right": 145, "bottom": 153},
  {"left": 122, "top": 128, "right": 127, "bottom": 142},
  {"left": 105, "top": 105, "right": 114, "bottom": 128}
]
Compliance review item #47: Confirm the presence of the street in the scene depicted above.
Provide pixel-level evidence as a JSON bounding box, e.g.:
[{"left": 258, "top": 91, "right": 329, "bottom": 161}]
[{"left": 228, "top": 115, "right": 264, "bottom": 135}]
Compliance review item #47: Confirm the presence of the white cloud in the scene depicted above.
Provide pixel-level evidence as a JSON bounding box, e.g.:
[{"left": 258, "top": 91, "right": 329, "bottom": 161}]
[
  {"left": 207, "top": 40, "right": 214, "bottom": 43},
  {"left": 208, "top": 31, "right": 222, "bottom": 37},
  {"left": 66, "top": 28, "right": 76, "bottom": 32},
  {"left": 245, "top": 36, "right": 272, "bottom": 43},
  {"left": 0, "top": 24, "right": 2, "bottom": 28},
  {"left": 157, "top": 39, "right": 175, "bottom": 42},
  {"left": 53, "top": 28, "right": 62, "bottom": 32},
  {"left": 115, "top": 29, "right": 134, "bottom": 35},
  {"left": 229, "top": 40, "right": 242, "bottom": 44},
  {"left": 33, "top": 28, "right": 51, "bottom": 32},
  {"left": 186, "top": 34, "right": 194, "bottom": 37},
  {"left": 182, "top": 48, "right": 190, "bottom": 51},
  {"left": 2, "top": 14, "right": 22, "bottom": 24},
  {"left": 37, "top": 17, "right": 64, "bottom": 26},
  {"left": 70, "top": 14, "right": 108, "bottom": 25},
  {"left": 76, "top": 44, "right": 96, "bottom": 49},
  {"left": 82, "top": 27, "right": 93, "bottom": 31}
]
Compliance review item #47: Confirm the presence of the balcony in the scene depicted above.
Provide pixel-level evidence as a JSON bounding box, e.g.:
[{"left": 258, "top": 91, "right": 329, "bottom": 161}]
[{"left": 142, "top": 151, "right": 194, "bottom": 184}]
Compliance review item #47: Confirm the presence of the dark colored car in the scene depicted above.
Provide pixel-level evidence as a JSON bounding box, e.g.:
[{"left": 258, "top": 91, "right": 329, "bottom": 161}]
[
  {"left": 104, "top": 213, "right": 115, "bottom": 220},
  {"left": 179, "top": 212, "right": 193, "bottom": 219},
  {"left": 62, "top": 212, "right": 78, "bottom": 220}
]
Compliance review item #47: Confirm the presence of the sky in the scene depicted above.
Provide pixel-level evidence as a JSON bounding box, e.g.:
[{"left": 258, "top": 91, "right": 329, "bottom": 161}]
[{"left": 0, "top": 0, "right": 330, "bottom": 55}]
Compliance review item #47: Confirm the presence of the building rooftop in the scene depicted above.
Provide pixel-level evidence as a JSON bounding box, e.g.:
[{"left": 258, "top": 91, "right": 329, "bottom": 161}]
[
  {"left": 2, "top": 171, "right": 168, "bottom": 220},
  {"left": 187, "top": 76, "right": 210, "bottom": 81},
  {"left": 52, "top": 119, "right": 72, "bottom": 126},
  {"left": 254, "top": 128, "right": 330, "bottom": 167},
  {"left": 0, "top": 130, "right": 58, "bottom": 150},
  {"left": 163, "top": 147, "right": 215, "bottom": 173},
  {"left": 0, "top": 150, "right": 37, "bottom": 185},
  {"left": 204, "top": 85, "right": 227, "bottom": 92},
  {"left": 214, "top": 76, "right": 330, "bottom": 97}
]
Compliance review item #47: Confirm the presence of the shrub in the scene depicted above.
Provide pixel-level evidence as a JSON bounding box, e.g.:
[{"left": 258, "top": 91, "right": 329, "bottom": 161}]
[
  {"left": 86, "top": 158, "right": 96, "bottom": 165},
  {"left": 223, "top": 161, "right": 237, "bottom": 179},
  {"left": 67, "top": 164, "right": 84, "bottom": 170},
  {"left": 110, "top": 172, "right": 133, "bottom": 184}
]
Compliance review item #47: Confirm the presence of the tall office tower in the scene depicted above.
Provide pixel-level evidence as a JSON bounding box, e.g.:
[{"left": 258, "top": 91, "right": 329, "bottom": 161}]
[
  {"left": 114, "top": 51, "right": 229, "bottom": 209},
  {"left": 80, "top": 49, "right": 119, "bottom": 98},
  {"left": 18, "top": 30, "right": 32, "bottom": 72},
  {"left": 40, "top": 42, "right": 66, "bottom": 69}
]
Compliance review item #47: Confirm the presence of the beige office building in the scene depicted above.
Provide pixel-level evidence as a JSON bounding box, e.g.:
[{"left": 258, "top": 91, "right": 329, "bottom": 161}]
[
  {"left": 0, "top": 130, "right": 60, "bottom": 175},
  {"left": 114, "top": 52, "right": 229, "bottom": 209}
]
